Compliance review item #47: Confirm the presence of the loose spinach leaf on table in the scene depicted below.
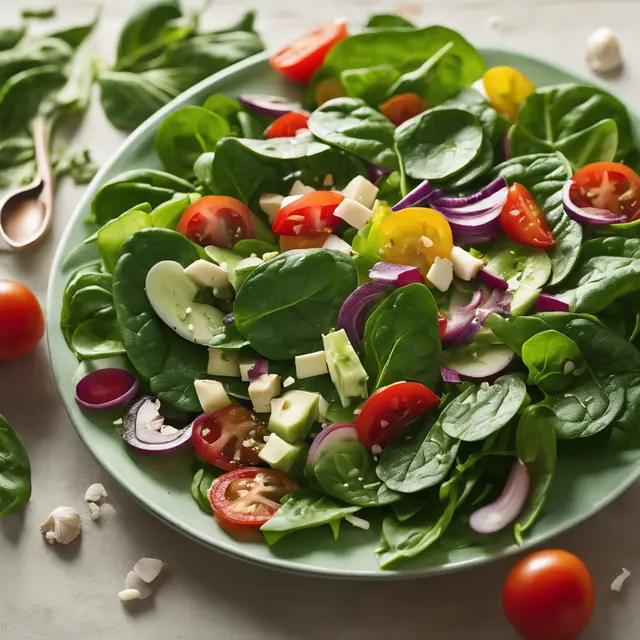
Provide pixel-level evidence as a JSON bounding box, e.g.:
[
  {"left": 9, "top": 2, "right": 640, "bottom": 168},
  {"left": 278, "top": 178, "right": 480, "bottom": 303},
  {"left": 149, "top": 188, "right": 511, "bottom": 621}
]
[
  {"left": 89, "top": 169, "right": 193, "bottom": 224},
  {"left": 376, "top": 418, "right": 460, "bottom": 493},
  {"left": 362, "top": 283, "right": 442, "bottom": 391},
  {"left": 492, "top": 152, "right": 581, "bottom": 285},
  {"left": 440, "top": 375, "right": 527, "bottom": 442},
  {"left": 366, "top": 14, "right": 416, "bottom": 29},
  {"left": 0, "top": 27, "right": 25, "bottom": 51},
  {"left": 154, "top": 105, "right": 230, "bottom": 178},
  {"left": 260, "top": 490, "right": 361, "bottom": 545},
  {"left": 0, "top": 415, "right": 32, "bottom": 518},
  {"left": 308, "top": 97, "right": 399, "bottom": 169},
  {"left": 514, "top": 408, "right": 557, "bottom": 544},
  {"left": 113, "top": 228, "right": 246, "bottom": 411},
  {"left": 234, "top": 249, "right": 357, "bottom": 360},
  {"left": 394, "top": 108, "right": 483, "bottom": 181}
]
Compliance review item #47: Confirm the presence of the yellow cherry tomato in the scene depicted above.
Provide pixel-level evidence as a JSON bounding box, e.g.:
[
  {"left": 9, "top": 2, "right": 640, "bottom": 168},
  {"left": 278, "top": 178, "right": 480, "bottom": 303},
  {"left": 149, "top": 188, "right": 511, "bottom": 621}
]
[
  {"left": 483, "top": 66, "right": 535, "bottom": 121},
  {"left": 314, "top": 78, "right": 345, "bottom": 106},
  {"left": 376, "top": 207, "right": 453, "bottom": 274}
]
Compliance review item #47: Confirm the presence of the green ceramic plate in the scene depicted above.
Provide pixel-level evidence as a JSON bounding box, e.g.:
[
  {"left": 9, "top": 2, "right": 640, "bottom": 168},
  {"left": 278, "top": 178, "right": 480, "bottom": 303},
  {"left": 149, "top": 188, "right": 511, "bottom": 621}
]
[{"left": 47, "top": 50, "right": 640, "bottom": 579}]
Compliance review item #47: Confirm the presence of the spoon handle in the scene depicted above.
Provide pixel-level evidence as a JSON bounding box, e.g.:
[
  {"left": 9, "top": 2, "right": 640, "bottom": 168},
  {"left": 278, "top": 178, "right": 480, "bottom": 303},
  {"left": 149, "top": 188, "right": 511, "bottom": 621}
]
[{"left": 33, "top": 115, "right": 55, "bottom": 236}]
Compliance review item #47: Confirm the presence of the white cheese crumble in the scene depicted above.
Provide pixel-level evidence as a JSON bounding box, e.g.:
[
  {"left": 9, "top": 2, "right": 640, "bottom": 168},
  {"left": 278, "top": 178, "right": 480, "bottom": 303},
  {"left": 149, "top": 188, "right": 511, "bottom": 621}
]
[
  {"left": 345, "top": 514, "right": 370, "bottom": 530},
  {"left": 611, "top": 568, "right": 631, "bottom": 592}
]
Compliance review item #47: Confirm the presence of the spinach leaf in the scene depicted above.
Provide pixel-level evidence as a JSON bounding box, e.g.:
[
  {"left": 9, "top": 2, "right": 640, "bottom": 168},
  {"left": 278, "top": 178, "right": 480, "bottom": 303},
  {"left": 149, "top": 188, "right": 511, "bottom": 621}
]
[
  {"left": 492, "top": 152, "right": 581, "bottom": 285},
  {"left": 53, "top": 148, "right": 99, "bottom": 185},
  {"left": 514, "top": 408, "right": 557, "bottom": 544},
  {"left": 521, "top": 330, "right": 586, "bottom": 393},
  {"left": 260, "top": 490, "right": 361, "bottom": 545},
  {"left": 484, "top": 241, "right": 552, "bottom": 315},
  {"left": 559, "top": 237, "right": 640, "bottom": 313},
  {"left": 394, "top": 108, "right": 483, "bottom": 181},
  {"left": 203, "top": 93, "right": 242, "bottom": 130},
  {"left": 440, "top": 375, "right": 527, "bottom": 441},
  {"left": 376, "top": 485, "right": 458, "bottom": 569},
  {"left": 71, "top": 318, "right": 125, "bottom": 359},
  {"left": 233, "top": 249, "right": 357, "bottom": 360},
  {"left": 0, "top": 36, "right": 71, "bottom": 88},
  {"left": 97, "top": 208, "right": 153, "bottom": 273},
  {"left": 376, "top": 418, "right": 460, "bottom": 493},
  {"left": 366, "top": 14, "right": 416, "bottom": 29},
  {"left": 434, "top": 135, "right": 493, "bottom": 189},
  {"left": 0, "top": 137, "right": 35, "bottom": 187},
  {"left": 154, "top": 106, "right": 230, "bottom": 178},
  {"left": 307, "top": 97, "right": 398, "bottom": 169},
  {"left": 90, "top": 169, "right": 192, "bottom": 224},
  {"left": 190, "top": 465, "right": 220, "bottom": 513},
  {"left": 0, "top": 415, "right": 32, "bottom": 517},
  {"left": 341, "top": 65, "right": 401, "bottom": 105},
  {"left": 0, "top": 27, "right": 25, "bottom": 51},
  {"left": 362, "top": 283, "right": 442, "bottom": 391},
  {"left": 510, "top": 83, "right": 635, "bottom": 167},
  {"left": 22, "top": 8, "right": 56, "bottom": 19},
  {"left": 312, "top": 440, "right": 389, "bottom": 507}
]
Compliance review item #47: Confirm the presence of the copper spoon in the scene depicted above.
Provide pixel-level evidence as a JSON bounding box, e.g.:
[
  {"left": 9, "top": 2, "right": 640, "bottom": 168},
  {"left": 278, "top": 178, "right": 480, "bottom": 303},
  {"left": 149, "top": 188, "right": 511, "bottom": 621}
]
[{"left": 0, "top": 117, "right": 54, "bottom": 250}]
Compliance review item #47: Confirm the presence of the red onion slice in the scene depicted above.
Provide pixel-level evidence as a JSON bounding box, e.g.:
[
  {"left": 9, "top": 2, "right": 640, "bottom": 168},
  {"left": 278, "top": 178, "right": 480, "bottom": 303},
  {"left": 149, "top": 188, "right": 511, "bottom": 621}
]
[
  {"left": 369, "top": 262, "right": 424, "bottom": 287},
  {"left": 534, "top": 293, "right": 570, "bottom": 313},
  {"left": 392, "top": 180, "right": 436, "bottom": 211},
  {"left": 223, "top": 313, "right": 234, "bottom": 325},
  {"left": 123, "top": 395, "right": 193, "bottom": 454},
  {"left": 237, "top": 94, "right": 304, "bottom": 118},
  {"left": 248, "top": 358, "right": 269, "bottom": 381},
  {"left": 307, "top": 422, "right": 359, "bottom": 468},
  {"left": 442, "top": 290, "right": 484, "bottom": 343},
  {"left": 337, "top": 282, "right": 389, "bottom": 348},
  {"left": 454, "top": 224, "right": 503, "bottom": 246},
  {"left": 441, "top": 366, "right": 461, "bottom": 383},
  {"left": 431, "top": 177, "right": 507, "bottom": 209},
  {"left": 469, "top": 461, "right": 530, "bottom": 534},
  {"left": 75, "top": 368, "right": 139, "bottom": 411},
  {"left": 434, "top": 187, "right": 508, "bottom": 217},
  {"left": 476, "top": 268, "right": 509, "bottom": 292},
  {"left": 562, "top": 180, "right": 627, "bottom": 225},
  {"left": 367, "top": 163, "right": 392, "bottom": 182}
]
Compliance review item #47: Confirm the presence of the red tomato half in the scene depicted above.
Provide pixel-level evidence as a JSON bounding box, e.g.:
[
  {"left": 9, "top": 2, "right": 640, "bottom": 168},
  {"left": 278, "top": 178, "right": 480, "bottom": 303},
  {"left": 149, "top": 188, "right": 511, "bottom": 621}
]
[
  {"left": 192, "top": 404, "right": 268, "bottom": 471},
  {"left": 570, "top": 161, "right": 640, "bottom": 221},
  {"left": 500, "top": 183, "right": 556, "bottom": 248},
  {"left": 503, "top": 549, "right": 595, "bottom": 640},
  {"left": 177, "top": 196, "right": 254, "bottom": 249},
  {"left": 272, "top": 191, "right": 345, "bottom": 236},
  {"left": 356, "top": 381, "right": 440, "bottom": 450},
  {"left": 270, "top": 20, "right": 348, "bottom": 84},
  {"left": 265, "top": 112, "right": 310, "bottom": 138},
  {"left": 0, "top": 280, "right": 44, "bottom": 361},
  {"left": 380, "top": 93, "right": 429, "bottom": 126},
  {"left": 209, "top": 467, "right": 298, "bottom": 531}
]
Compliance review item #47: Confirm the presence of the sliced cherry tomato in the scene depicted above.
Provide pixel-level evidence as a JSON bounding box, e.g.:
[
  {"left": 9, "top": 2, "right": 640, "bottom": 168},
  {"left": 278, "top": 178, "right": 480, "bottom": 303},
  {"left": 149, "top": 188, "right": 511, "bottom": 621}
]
[
  {"left": 279, "top": 233, "right": 329, "bottom": 252},
  {"left": 265, "top": 112, "right": 310, "bottom": 138},
  {"left": 380, "top": 93, "right": 429, "bottom": 126},
  {"left": 483, "top": 66, "right": 535, "bottom": 121},
  {"left": 500, "top": 183, "right": 556, "bottom": 248},
  {"left": 356, "top": 381, "right": 440, "bottom": 449},
  {"left": 503, "top": 549, "right": 595, "bottom": 640},
  {"left": 376, "top": 207, "right": 453, "bottom": 275},
  {"left": 315, "top": 78, "right": 346, "bottom": 106},
  {"left": 570, "top": 161, "right": 640, "bottom": 221},
  {"left": 209, "top": 467, "right": 298, "bottom": 531},
  {"left": 177, "top": 196, "right": 254, "bottom": 249},
  {"left": 270, "top": 20, "right": 348, "bottom": 84},
  {"left": 438, "top": 312, "right": 447, "bottom": 339},
  {"left": 0, "top": 280, "right": 44, "bottom": 361},
  {"left": 192, "top": 404, "right": 268, "bottom": 471},
  {"left": 272, "top": 191, "right": 345, "bottom": 236}
]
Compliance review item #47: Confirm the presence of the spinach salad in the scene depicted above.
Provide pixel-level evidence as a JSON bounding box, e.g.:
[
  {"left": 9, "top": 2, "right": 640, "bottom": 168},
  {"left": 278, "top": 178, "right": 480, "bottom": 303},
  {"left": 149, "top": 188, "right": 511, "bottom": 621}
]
[{"left": 62, "top": 16, "right": 640, "bottom": 570}]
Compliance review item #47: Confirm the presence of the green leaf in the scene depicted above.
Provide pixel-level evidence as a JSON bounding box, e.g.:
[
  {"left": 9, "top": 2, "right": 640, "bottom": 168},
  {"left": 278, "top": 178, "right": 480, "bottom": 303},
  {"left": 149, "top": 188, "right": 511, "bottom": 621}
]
[
  {"left": 71, "top": 318, "right": 126, "bottom": 359},
  {"left": 0, "top": 27, "right": 25, "bottom": 51},
  {"left": 233, "top": 249, "right": 357, "bottom": 360},
  {"left": 366, "top": 14, "right": 416, "bottom": 29},
  {"left": 362, "top": 283, "right": 442, "bottom": 391},
  {"left": 394, "top": 108, "right": 483, "bottom": 180},
  {"left": 341, "top": 65, "right": 401, "bottom": 106},
  {"left": 97, "top": 208, "right": 153, "bottom": 273},
  {"left": 0, "top": 415, "right": 32, "bottom": 517},
  {"left": 21, "top": 7, "right": 56, "bottom": 19}
]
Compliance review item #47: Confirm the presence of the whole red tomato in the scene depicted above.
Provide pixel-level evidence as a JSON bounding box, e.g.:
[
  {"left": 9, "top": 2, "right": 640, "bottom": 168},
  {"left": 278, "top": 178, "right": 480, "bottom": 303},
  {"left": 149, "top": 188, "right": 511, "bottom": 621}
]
[{"left": 0, "top": 280, "right": 44, "bottom": 361}]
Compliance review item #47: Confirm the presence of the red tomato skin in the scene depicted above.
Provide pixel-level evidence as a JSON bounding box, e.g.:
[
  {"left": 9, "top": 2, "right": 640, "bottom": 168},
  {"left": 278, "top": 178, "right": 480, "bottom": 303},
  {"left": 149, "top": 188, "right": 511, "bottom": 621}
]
[
  {"left": 500, "top": 183, "right": 556, "bottom": 249},
  {"left": 380, "top": 93, "right": 429, "bottom": 126},
  {"left": 269, "top": 21, "right": 348, "bottom": 84},
  {"left": 272, "top": 191, "right": 345, "bottom": 236},
  {"left": 502, "top": 550, "right": 595, "bottom": 640},
  {"left": 0, "top": 280, "right": 44, "bottom": 361},
  {"left": 437, "top": 313, "right": 447, "bottom": 339},
  {"left": 265, "top": 112, "right": 310, "bottom": 138}
]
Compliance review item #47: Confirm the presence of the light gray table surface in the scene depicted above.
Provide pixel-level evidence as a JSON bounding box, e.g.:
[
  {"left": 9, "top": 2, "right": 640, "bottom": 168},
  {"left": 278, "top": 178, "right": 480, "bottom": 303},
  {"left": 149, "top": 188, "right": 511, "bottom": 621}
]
[{"left": 1, "top": 1, "right": 640, "bottom": 638}]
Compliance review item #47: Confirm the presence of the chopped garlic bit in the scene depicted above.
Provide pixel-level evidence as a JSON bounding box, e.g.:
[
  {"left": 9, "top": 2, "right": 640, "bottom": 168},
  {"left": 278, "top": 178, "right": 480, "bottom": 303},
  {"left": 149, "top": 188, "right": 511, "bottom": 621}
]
[
  {"left": 283, "top": 376, "right": 296, "bottom": 388},
  {"left": 119, "top": 589, "right": 141, "bottom": 602},
  {"left": 345, "top": 514, "right": 370, "bottom": 530},
  {"left": 84, "top": 483, "right": 108, "bottom": 503},
  {"left": 88, "top": 502, "right": 101, "bottom": 521},
  {"left": 40, "top": 506, "right": 82, "bottom": 545},
  {"left": 611, "top": 568, "right": 631, "bottom": 592},
  {"left": 371, "top": 444, "right": 382, "bottom": 455},
  {"left": 133, "top": 557, "right": 164, "bottom": 584},
  {"left": 125, "top": 571, "right": 153, "bottom": 599},
  {"left": 563, "top": 360, "right": 576, "bottom": 375},
  {"left": 586, "top": 27, "right": 623, "bottom": 75}
]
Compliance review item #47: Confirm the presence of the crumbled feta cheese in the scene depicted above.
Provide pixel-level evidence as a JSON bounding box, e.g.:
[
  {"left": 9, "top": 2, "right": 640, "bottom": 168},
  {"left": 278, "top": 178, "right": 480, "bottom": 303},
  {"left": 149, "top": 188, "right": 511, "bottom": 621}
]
[
  {"left": 341, "top": 176, "right": 379, "bottom": 209},
  {"left": 84, "top": 483, "right": 108, "bottom": 503},
  {"left": 371, "top": 444, "right": 382, "bottom": 455},
  {"left": 133, "top": 558, "right": 164, "bottom": 584},
  {"left": 506, "top": 276, "right": 520, "bottom": 291},
  {"left": 323, "top": 234, "right": 352, "bottom": 254},
  {"left": 184, "top": 260, "right": 230, "bottom": 290},
  {"left": 289, "top": 180, "right": 315, "bottom": 196},
  {"left": 194, "top": 379, "right": 232, "bottom": 413},
  {"left": 118, "top": 589, "right": 141, "bottom": 602},
  {"left": 421, "top": 235, "right": 433, "bottom": 248},
  {"left": 88, "top": 502, "right": 101, "bottom": 521},
  {"left": 160, "top": 425, "right": 179, "bottom": 436},
  {"left": 611, "top": 568, "right": 631, "bottom": 592},
  {"left": 239, "top": 359, "right": 256, "bottom": 382},
  {"left": 248, "top": 374, "right": 281, "bottom": 413},
  {"left": 426, "top": 257, "right": 454, "bottom": 292},
  {"left": 207, "top": 348, "right": 241, "bottom": 378},
  {"left": 586, "top": 27, "right": 622, "bottom": 75},
  {"left": 563, "top": 360, "right": 576, "bottom": 375},
  {"left": 450, "top": 246, "right": 484, "bottom": 281},
  {"left": 260, "top": 193, "right": 284, "bottom": 223},
  {"left": 480, "top": 382, "right": 490, "bottom": 391},
  {"left": 283, "top": 376, "right": 296, "bottom": 388},
  {"left": 280, "top": 194, "right": 302, "bottom": 209},
  {"left": 345, "top": 514, "right": 370, "bottom": 530},
  {"left": 295, "top": 351, "right": 329, "bottom": 379},
  {"left": 333, "top": 198, "right": 372, "bottom": 230},
  {"left": 292, "top": 224, "right": 303, "bottom": 235},
  {"left": 262, "top": 251, "right": 279, "bottom": 261}
]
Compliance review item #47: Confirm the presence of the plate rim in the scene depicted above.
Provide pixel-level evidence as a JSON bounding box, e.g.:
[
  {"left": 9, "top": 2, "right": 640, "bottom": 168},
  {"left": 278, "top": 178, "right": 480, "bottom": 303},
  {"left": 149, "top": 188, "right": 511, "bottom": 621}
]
[{"left": 47, "top": 48, "right": 640, "bottom": 580}]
